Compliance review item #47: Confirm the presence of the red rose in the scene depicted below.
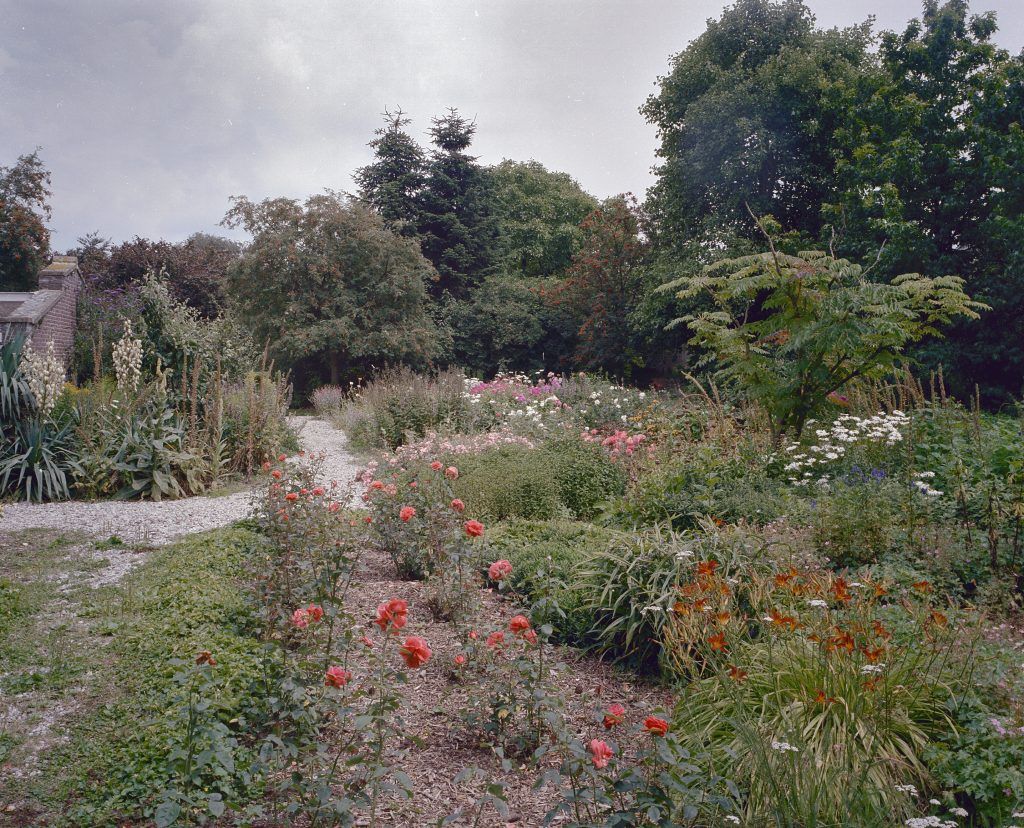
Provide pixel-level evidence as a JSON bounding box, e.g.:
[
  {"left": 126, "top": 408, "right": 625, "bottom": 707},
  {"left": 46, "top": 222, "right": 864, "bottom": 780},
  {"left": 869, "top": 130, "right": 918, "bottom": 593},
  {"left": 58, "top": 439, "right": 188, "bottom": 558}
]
[
  {"left": 589, "top": 739, "right": 613, "bottom": 769},
  {"left": 399, "top": 506, "right": 416, "bottom": 522},
  {"left": 374, "top": 598, "right": 408, "bottom": 633},
  {"left": 262, "top": 461, "right": 271, "bottom": 472},
  {"left": 324, "top": 665, "right": 351, "bottom": 688},
  {"left": 523, "top": 629, "right": 538, "bottom": 645},
  {"left": 464, "top": 520, "right": 485, "bottom": 538},
  {"left": 271, "top": 470, "right": 282, "bottom": 480},
  {"left": 371, "top": 480, "right": 385, "bottom": 490},
  {"left": 488, "top": 559, "right": 512, "bottom": 581},
  {"left": 431, "top": 461, "right": 443, "bottom": 471},
  {"left": 277, "top": 454, "right": 287, "bottom": 462},
  {"left": 509, "top": 614, "right": 531, "bottom": 634},
  {"left": 644, "top": 716, "right": 669, "bottom": 737},
  {"left": 486, "top": 631, "right": 505, "bottom": 649},
  {"left": 454, "top": 654, "right": 467, "bottom": 666},
  {"left": 291, "top": 608, "right": 310, "bottom": 628},
  {"left": 399, "top": 635, "right": 432, "bottom": 669},
  {"left": 450, "top": 498, "right": 466, "bottom": 512},
  {"left": 603, "top": 703, "right": 626, "bottom": 730},
  {"left": 306, "top": 604, "right": 324, "bottom": 623},
  {"left": 285, "top": 492, "right": 298, "bottom": 502},
  {"left": 312, "top": 486, "right": 324, "bottom": 496}
]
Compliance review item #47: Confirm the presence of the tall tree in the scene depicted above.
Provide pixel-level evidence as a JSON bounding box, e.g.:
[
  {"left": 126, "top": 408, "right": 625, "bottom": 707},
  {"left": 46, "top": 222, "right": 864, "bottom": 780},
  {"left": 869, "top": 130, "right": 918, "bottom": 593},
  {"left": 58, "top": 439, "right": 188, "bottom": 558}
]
[
  {"left": 641, "top": 0, "right": 871, "bottom": 250},
  {"left": 550, "top": 196, "right": 648, "bottom": 378},
  {"left": 223, "top": 193, "right": 439, "bottom": 384},
  {"left": 417, "top": 109, "right": 499, "bottom": 298},
  {"left": 827, "top": 0, "right": 1024, "bottom": 400},
  {"left": 489, "top": 160, "right": 598, "bottom": 278},
  {"left": 0, "top": 151, "right": 51, "bottom": 291},
  {"left": 354, "top": 108, "right": 426, "bottom": 236}
]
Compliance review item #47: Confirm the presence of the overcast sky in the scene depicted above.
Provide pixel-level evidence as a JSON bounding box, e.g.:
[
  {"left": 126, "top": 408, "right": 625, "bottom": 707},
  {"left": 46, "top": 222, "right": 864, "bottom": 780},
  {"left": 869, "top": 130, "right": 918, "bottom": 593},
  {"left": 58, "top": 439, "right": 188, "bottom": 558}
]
[{"left": 2, "top": 0, "right": 1022, "bottom": 252}]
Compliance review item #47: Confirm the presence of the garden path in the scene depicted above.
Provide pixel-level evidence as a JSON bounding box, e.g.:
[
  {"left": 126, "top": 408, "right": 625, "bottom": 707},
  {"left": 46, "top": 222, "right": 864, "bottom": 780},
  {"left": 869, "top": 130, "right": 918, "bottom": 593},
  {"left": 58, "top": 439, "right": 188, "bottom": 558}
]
[{"left": 0, "top": 415, "right": 363, "bottom": 546}]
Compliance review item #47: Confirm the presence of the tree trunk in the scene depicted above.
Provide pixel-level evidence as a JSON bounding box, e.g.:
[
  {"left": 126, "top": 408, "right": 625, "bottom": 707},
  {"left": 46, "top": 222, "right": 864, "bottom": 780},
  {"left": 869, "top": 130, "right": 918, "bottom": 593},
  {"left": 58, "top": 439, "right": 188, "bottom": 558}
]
[{"left": 329, "top": 351, "right": 340, "bottom": 385}]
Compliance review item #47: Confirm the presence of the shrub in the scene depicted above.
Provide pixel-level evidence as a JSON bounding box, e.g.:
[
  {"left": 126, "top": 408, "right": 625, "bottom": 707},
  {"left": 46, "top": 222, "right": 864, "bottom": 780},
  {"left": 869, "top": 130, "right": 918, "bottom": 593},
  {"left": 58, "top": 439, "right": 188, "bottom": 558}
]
[
  {"left": 611, "top": 442, "right": 786, "bottom": 529},
  {"left": 486, "top": 519, "right": 620, "bottom": 644},
  {"left": 310, "top": 384, "right": 345, "bottom": 416},
  {"left": 809, "top": 476, "right": 902, "bottom": 567},
  {"left": 582, "top": 525, "right": 737, "bottom": 670},
  {"left": 451, "top": 445, "right": 563, "bottom": 522},
  {"left": 0, "top": 416, "right": 79, "bottom": 502},
  {"left": 925, "top": 694, "right": 1024, "bottom": 825},
  {"left": 540, "top": 436, "right": 626, "bottom": 518},
  {"left": 341, "top": 367, "right": 470, "bottom": 449},
  {"left": 668, "top": 237, "right": 984, "bottom": 442}
]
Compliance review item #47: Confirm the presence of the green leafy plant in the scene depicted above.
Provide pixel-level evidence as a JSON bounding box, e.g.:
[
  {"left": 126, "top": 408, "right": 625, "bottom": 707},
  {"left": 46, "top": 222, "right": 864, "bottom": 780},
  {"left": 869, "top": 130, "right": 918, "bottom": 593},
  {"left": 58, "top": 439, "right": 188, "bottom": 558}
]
[
  {"left": 0, "top": 416, "right": 79, "bottom": 502},
  {"left": 667, "top": 226, "right": 986, "bottom": 442}
]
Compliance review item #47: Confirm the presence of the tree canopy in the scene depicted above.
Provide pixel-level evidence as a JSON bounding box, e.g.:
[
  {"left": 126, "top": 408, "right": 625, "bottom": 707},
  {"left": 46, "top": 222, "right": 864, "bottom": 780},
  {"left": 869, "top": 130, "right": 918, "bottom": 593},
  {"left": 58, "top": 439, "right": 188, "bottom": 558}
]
[
  {"left": 223, "top": 194, "right": 439, "bottom": 384},
  {"left": 0, "top": 151, "right": 51, "bottom": 291}
]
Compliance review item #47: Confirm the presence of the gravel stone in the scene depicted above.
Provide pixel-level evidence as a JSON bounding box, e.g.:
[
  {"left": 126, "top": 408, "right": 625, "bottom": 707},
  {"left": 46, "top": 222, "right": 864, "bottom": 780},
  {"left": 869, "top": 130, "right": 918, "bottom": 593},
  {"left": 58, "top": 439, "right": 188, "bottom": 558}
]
[{"left": 0, "top": 416, "right": 363, "bottom": 545}]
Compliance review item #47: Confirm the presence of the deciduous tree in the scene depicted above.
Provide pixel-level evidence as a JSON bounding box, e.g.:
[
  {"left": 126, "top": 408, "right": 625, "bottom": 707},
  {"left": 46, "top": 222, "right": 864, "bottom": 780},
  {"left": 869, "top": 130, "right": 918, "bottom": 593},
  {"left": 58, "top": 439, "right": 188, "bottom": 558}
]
[{"left": 223, "top": 193, "right": 439, "bottom": 384}]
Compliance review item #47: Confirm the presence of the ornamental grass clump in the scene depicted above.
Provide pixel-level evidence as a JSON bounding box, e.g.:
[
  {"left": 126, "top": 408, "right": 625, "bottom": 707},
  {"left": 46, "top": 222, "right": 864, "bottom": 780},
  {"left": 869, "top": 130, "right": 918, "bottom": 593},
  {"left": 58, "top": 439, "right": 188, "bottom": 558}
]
[{"left": 667, "top": 559, "right": 978, "bottom": 825}]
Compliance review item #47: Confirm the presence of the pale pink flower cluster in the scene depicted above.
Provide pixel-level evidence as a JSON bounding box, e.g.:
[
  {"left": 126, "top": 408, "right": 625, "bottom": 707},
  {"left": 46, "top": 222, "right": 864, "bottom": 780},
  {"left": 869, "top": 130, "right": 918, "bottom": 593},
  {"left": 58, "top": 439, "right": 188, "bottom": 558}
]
[
  {"left": 582, "top": 428, "right": 651, "bottom": 458},
  {"left": 392, "top": 429, "right": 535, "bottom": 464}
]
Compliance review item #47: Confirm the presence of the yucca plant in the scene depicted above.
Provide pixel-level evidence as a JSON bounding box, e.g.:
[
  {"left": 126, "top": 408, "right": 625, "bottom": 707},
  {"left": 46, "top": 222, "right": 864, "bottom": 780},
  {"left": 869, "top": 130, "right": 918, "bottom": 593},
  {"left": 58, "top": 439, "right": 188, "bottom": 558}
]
[
  {"left": 0, "top": 417, "right": 79, "bottom": 502},
  {"left": 0, "top": 335, "right": 33, "bottom": 425}
]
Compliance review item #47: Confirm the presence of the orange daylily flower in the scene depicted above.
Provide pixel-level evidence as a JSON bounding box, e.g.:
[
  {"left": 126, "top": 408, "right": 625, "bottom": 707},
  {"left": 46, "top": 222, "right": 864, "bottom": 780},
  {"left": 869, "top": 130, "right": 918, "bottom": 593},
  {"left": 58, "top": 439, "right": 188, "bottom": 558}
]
[{"left": 707, "top": 632, "right": 728, "bottom": 652}]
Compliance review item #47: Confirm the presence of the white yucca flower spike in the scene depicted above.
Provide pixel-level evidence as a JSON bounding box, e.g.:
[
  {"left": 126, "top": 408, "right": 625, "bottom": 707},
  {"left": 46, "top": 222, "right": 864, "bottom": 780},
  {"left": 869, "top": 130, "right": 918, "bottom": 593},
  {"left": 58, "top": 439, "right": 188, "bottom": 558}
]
[
  {"left": 112, "top": 319, "right": 143, "bottom": 393},
  {"left": 20, "top": 340, "right": 63, "bottom": 418}
]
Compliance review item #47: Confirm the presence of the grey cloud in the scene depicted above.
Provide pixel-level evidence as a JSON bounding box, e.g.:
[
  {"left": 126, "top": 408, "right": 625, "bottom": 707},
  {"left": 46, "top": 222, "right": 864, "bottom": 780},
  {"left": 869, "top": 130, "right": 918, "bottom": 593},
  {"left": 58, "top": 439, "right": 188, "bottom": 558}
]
[{"left": 1, "top": 0, "right": 1021, "bottom": 250}]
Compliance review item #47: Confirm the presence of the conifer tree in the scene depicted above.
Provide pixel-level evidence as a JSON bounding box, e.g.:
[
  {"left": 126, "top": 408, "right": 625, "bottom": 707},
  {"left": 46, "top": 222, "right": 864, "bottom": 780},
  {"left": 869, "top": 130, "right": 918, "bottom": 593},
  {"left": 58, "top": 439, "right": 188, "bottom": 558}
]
[
  {"left": 354, "top": 109, "right": 425, "bottom": 236},
  {"left": 417, "top": 109, "right": 498, "bottom": 299}
]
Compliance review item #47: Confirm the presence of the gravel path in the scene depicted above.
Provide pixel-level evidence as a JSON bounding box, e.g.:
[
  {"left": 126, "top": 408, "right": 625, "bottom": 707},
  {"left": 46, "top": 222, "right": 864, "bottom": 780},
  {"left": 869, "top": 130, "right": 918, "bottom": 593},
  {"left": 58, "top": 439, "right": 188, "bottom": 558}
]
[{"left": 0, "top": 415, "right": 364, "bottom": 545}]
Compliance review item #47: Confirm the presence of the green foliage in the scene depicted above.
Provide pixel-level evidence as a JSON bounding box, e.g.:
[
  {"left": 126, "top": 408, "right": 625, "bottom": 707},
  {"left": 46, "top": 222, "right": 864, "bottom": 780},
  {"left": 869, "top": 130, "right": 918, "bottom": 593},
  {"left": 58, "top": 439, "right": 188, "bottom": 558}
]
[
  {"left": 0, "top": 335, "right": 33, "bottom": 424},
  {"left": 0, "top": 416, "right": 79, "bottom": 502},
  {"left": 642, "top": 0, "right": 871, "bottom": 246},
  {"left": 549, "top": 196, "right": 648, "bottom": 378},
  {"left": 0, "top": 150, "right": 51, "bottom": 290},
  {"left": 925, "top": 694, "right": 1024, "bottom": 825},
  {"left": 451, "top": 446, "right": 563, "bottom": 522},
  {"left": 611, "top": 442, "right": 785, "bottom": 529},
  {"left": 671, "top": 240, "right": 985, "bottom": 440},
  {"left": 113, "top": 403, "right": 202, "bottom": 501},
  {"left": 418, "top": 109, "right": 499, "bottom": 299},
  {"left": 488, "top": 159, "right": 598, "bottom": 278},
  {"left": 449, "top": 438, "right": 625, "bottom": 523},
  {"left": 826, "top": 0, "right": 1024, "bottom": 403},
  {"left": 442, "top": 274, "right": 552, "bottom": 375},
  {"left": 582, "top": 526, "right": 704, "bottom": 669},
  {"left": 810, "top": 477, "right": 902, "bottom": 567},
  {"left": 485, "top": 519, "right": 619, "bottom": 644},
  {"left": 223, "top": 193, "right": 439, "bottom": 385},
  {"left": 341, "top": 367, "right": 470, "bottom": 449},
  {"left": 540, "top": 436, "right": 626, "bottom": 519},
  {"left": 57, "top": 528, "right": 268, "bottom": 825},
  {"left": 354, "top": 108, "right": 426, "bottom": 236}
]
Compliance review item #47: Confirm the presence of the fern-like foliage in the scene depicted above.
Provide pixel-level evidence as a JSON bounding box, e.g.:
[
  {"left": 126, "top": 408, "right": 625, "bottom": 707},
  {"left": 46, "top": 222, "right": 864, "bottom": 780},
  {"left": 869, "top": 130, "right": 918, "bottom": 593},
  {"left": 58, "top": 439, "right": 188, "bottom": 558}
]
[{"left": 668, "top": 237, "right": 987, "bottom": 441}]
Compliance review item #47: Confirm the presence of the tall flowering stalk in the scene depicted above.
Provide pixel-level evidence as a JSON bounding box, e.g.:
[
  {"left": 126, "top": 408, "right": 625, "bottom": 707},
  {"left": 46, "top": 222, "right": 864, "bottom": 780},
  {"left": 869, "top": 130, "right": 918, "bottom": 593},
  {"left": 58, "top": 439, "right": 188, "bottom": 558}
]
[
  {"left": 19, "top": 340, "right": 63, "bottom": 419},
  {"left": 112, "top": 319, "right": 143, "bottom": 394}
]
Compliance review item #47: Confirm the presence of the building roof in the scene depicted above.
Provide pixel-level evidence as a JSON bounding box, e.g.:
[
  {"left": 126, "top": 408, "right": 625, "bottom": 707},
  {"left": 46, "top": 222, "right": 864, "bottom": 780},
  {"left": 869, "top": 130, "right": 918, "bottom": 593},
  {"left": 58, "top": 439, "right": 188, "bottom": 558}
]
[{"left": 0, "top": 289, "right": 64, "bottom": 326}]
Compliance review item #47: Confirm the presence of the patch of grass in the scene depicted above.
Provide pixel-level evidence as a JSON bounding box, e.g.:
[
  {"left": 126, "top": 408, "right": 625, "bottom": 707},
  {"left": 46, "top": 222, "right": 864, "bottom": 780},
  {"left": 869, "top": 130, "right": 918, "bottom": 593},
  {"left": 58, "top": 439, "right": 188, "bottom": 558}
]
[{"left": 37, "top": 526, "right": 269, "bottom": 826}]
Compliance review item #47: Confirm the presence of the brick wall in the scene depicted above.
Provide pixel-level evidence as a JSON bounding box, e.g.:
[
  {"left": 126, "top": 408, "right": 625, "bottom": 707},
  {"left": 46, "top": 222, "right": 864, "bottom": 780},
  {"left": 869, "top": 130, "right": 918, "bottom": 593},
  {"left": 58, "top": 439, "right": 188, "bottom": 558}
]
[{"left": 29, "top": 258, "right": 82, "bottom": 368}]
